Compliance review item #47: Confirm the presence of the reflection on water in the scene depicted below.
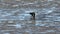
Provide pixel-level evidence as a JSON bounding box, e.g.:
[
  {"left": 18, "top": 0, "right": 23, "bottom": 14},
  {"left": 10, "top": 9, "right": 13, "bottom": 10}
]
[{"left": 0, "top": 0, "right": 60, "bottom": 34}]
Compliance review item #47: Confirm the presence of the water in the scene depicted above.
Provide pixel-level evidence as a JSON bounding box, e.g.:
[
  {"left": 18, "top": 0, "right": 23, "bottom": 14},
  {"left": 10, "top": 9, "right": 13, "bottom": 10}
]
[{"left": 0, "top": 0, "right": 60, "bottom": 34}]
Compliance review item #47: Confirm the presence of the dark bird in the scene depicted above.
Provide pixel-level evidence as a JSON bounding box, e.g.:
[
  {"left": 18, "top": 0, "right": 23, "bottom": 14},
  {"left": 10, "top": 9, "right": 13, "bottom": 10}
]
[{"left": 29, "top": 12, "right": 35, "bottom": 20}]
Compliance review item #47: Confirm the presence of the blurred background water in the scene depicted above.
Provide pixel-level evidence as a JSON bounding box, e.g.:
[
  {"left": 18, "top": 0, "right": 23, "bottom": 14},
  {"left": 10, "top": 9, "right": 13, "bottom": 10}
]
[{"left": 0, "top": 0, "right": 60, "bottom": 34}]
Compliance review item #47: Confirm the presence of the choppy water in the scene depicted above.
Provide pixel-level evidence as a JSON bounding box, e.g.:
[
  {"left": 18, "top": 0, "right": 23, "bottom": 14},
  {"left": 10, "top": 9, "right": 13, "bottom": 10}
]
[{"left": 0, "top": 0, "right": 60, "bottom": 34}]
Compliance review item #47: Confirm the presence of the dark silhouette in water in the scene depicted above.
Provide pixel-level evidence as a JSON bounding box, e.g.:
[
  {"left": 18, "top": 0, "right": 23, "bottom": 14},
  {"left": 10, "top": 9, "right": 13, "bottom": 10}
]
[
  {"left": 29, "top": 12, "right": 35, "bottom": 25},
  {"left": 29, "top": 12, "right": 35, "bottom": 20}
]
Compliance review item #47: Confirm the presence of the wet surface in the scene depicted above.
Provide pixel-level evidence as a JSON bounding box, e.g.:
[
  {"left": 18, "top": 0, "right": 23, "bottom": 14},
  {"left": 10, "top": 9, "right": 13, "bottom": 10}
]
[{"left": 0, "top": 0, "right": 60, "bottom": 34}]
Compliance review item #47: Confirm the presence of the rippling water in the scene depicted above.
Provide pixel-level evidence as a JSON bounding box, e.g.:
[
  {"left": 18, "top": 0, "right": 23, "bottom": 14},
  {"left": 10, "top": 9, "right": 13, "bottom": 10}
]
[{"left": 0, "top": 0, "right": 60, "bottom": 34}]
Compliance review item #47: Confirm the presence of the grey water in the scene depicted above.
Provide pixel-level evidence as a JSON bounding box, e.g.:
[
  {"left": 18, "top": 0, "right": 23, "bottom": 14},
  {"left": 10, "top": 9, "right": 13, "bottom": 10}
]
[{"left": 0, "top": 0, "right": 60, "bottom": 34}]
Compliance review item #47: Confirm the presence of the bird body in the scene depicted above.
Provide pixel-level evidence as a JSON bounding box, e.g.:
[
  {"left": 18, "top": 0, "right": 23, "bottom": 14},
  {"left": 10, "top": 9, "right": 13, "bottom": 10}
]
[{"left": 29, "top": 12, "right": 35, "bottom": 20}]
